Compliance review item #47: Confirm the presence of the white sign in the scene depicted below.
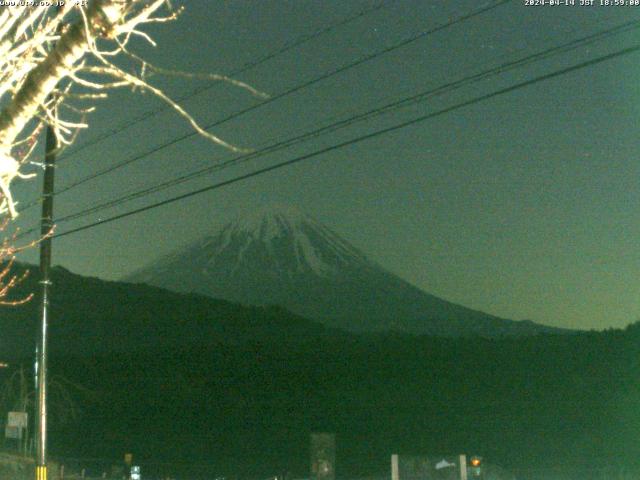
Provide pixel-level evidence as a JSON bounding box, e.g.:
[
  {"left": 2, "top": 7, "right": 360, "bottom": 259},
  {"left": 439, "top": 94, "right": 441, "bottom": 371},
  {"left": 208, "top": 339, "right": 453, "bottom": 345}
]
[
  {"left": 131, "top": 465, "right": 141, "bottom": 480},
  {"left": 435, "top": 459, "right": 456, "bottom": 470},
  {"left": 7, "top": 411, "right": 27, "bottom": 429}
]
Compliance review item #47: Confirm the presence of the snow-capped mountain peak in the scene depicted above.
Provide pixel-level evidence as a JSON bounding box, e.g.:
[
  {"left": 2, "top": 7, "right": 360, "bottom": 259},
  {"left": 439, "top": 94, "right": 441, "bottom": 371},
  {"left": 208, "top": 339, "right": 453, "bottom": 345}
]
[
  {"left": 195, "top": 205, "right": 367, "bottom": 277},
  {"left": 126, "top": 207, "right": 561, "bottom": 336},
  {"left": 139, "top": 205, "right": 370, "bottom": 282}
]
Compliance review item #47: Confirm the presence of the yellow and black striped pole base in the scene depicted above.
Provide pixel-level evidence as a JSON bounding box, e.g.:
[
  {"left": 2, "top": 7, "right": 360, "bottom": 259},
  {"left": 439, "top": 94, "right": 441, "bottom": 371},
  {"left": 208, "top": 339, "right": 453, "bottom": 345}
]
[{"left": 35, "top": 465, "right": 47, "bottom": 480}]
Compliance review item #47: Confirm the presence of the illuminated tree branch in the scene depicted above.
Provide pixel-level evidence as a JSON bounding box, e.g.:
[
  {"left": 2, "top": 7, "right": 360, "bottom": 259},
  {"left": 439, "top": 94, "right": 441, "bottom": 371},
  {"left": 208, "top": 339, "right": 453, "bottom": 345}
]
[{"left": 0, "top": 0, "right": 259, "bottom": 219}]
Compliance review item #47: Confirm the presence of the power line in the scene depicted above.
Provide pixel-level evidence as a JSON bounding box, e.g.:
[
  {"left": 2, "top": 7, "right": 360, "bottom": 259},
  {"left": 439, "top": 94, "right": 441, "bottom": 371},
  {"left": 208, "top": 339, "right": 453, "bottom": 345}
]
[
  {"left": 56, "top": 0, "right": 390, "bottom": 162},
  {"left": 51, "top": 44, "right": 640, "bottom": 240},
  {"left": 17, "top": 0, "right": 389, "bottom": 212},
  {"left": 46, "top": 17, "right": 640, "bottom": 227},
  {"left": 18, "top": 0, "right": 514, "bottom": 213},
  {"left": 16, "top": 17, "right": 639, "bottom": 239}
]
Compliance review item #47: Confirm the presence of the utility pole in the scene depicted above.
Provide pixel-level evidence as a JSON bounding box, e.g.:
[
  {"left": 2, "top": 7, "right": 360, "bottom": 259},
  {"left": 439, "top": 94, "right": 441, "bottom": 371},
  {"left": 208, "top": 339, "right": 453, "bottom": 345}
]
[
  {"left": 35, "top": 8, "right": 62, "bottom": 479},
  {"left": 35, "top": 106, "right": 57, "bottom": 480}
]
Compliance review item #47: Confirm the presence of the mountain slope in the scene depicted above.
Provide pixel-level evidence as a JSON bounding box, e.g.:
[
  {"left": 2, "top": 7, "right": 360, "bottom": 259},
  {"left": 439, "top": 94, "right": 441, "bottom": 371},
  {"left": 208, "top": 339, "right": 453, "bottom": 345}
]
[{"left": 127, "top": 206, "right": 568, "bottom": 336}]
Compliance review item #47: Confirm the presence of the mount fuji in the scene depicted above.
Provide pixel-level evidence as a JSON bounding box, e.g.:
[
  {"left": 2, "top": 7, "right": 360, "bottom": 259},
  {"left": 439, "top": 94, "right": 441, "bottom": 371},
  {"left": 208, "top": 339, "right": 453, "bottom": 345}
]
[{"left": 126, "top": 206, "right": 567, "bottom": 336}]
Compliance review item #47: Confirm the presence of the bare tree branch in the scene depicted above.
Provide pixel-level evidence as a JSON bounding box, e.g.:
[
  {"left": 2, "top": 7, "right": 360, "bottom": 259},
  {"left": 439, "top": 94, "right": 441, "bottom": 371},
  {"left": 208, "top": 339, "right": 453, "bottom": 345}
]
[{"left": 0, "top": 1, "right": 259, "bottom": 219}]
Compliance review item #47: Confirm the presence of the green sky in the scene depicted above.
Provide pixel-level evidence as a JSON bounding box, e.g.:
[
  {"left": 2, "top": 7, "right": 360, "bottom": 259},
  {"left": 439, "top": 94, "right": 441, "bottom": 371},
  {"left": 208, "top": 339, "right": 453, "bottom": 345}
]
[{"left": 12, "top": 0, "right": 640, "bottom": 330}]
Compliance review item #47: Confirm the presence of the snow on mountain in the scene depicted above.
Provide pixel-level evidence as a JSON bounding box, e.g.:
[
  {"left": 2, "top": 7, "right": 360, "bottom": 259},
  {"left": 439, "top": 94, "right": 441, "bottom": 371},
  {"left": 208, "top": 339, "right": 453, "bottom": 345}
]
[
  {"left": 225, "top": 205, "right": 371, "bottom": 275},
  {"left": 134, "top": 205, "right": 371, "bottom": 282},
  {"left": 126, "top": 206, "right": 567, "bottom": 336}
]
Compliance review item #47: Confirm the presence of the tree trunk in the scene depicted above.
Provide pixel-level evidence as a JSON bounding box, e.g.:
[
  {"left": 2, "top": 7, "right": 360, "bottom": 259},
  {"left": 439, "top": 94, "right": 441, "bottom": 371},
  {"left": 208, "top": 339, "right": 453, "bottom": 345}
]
[{"left": 0, "top": 0, "right": 128, "bottom": 151}]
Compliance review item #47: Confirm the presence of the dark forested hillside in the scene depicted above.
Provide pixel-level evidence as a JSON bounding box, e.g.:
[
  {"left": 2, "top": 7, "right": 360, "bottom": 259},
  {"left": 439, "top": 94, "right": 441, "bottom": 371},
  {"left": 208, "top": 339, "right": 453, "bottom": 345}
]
[
  {"left": 14, "top": 327, "right": 639, "bottom": 479},
  {"left": 1, "top": 264, "right": 638, "bottom": 479},
  {"left": 0, "top": 264, "right": 345, "bottom": 359}
]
